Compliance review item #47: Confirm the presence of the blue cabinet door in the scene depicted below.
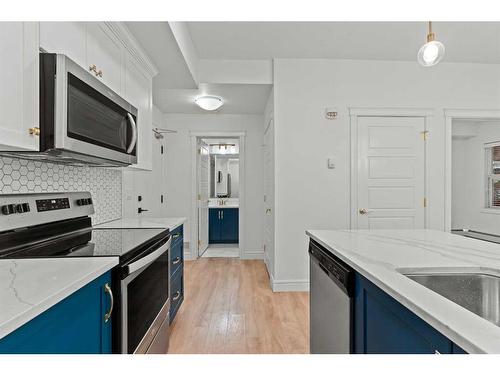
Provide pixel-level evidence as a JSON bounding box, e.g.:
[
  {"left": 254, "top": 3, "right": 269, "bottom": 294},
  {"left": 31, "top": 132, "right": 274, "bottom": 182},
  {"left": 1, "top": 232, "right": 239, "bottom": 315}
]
[
  {"left": 0, "top": 272, "right": 113, "bottom": 354},
  {"left": 220, "top": 208, "right": 239, "bottom": 243},
  {"left": 354, "top": 274, "right": 453, "bottom": 354},
  {"left": 209, "top": 208, "right": 221, "bottom": 243}
]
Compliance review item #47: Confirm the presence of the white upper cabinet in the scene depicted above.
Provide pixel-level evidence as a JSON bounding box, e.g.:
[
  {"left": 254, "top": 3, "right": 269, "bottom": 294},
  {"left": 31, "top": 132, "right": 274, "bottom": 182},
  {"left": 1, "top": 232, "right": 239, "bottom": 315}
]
[
  {"left": 125, "top": 54, "right": 153, "bottom": 171},
  {"left": 1, "top": 22, "right": 156, "bottom": 167},
  {"left": 0, "top": 22, "right": 39, "bottom": 151},
  {"left": 39, "top": 22, "right": 86, "bottom": 68},
  {"left": 86, "top": 23, "right": 123, "bottom": 94}
]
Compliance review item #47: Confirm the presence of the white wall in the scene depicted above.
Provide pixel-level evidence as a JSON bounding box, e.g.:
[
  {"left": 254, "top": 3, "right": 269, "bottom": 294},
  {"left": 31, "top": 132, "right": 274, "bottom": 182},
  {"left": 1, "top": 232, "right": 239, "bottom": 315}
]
[
  {"left": 163, "top": 113, "right": 264, "bottom": 258},
  {"left": 122, "top": 105, "right": 168, "bottom": 219},
  {"left": 273, "top": 58, "right": 500, "bottom": 289},
  {"left": 452, "top": 121, "right": 500, "bottom": 235}
]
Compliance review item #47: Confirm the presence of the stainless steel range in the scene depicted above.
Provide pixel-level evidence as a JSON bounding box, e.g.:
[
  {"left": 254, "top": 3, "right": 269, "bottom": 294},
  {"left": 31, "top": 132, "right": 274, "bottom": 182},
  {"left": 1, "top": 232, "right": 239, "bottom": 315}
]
[{"left": 0, "top": 192, "right": 171, "bottom": 354}]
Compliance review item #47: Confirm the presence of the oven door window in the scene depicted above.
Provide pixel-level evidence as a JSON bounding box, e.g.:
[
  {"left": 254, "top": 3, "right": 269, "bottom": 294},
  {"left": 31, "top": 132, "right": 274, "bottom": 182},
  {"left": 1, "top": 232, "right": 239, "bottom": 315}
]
[
  {"left": 126, "top": 250, "right": 169, "bottom": 353},
  {"left": 67, "top": 73, "right": 136, "bottom": 155}
]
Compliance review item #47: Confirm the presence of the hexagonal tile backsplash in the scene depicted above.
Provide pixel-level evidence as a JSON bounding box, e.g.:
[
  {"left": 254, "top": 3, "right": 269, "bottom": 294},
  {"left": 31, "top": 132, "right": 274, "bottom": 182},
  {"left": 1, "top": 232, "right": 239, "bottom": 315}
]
[{"left": 0, "top": 156, "right": 122, "bottom": 225}]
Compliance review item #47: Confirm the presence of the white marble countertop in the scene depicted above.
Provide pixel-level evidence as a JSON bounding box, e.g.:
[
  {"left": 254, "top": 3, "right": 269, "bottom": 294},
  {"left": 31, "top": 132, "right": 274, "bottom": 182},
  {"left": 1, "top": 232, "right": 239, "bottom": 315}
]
[
  {"left": 0, "top": 257, "right": 118, "bottom": 340},
  {"left": 94, "top": 217, "right": 186, "bottom": 231},
  {"left": 306, "top": 229, "right": 500, "bottom": 354}
]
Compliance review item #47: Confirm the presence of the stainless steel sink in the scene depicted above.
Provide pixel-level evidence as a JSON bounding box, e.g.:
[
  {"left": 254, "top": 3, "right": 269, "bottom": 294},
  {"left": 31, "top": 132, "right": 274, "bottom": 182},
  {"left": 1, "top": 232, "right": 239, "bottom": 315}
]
[{"left": 404, "top": 272, "right": 500, "bottom": 327}]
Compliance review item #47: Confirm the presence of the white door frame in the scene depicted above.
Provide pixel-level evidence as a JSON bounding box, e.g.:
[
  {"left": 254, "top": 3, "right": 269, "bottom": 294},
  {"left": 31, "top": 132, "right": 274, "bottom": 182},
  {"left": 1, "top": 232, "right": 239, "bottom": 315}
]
[
  {"left": 189, "top": 131, "right": 246, "bottom": 259},
  {"left": 349, "top": 107, "right": 434, "bottom": 229},
  {"left": 443, "top": 108, "right": 500, "bottom": 232}
]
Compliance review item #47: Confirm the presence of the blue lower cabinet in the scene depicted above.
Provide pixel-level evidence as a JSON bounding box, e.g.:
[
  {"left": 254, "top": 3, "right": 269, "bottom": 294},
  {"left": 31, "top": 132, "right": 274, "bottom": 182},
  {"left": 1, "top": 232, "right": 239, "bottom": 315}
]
[
  {"left": 169, "top": 268, "right": 184, "bottom": 324},
  {"left": 169, "top": 225, "right": 184, "bottom": 324},
  {"left": 354, "top": 274, "right": 467, "bottom": 354},
  {"left": 209, "top": 208, "right": 239, "bottom": 244},
  {"left": 0, "top": 272, "right": 113, "bottom": 354}
]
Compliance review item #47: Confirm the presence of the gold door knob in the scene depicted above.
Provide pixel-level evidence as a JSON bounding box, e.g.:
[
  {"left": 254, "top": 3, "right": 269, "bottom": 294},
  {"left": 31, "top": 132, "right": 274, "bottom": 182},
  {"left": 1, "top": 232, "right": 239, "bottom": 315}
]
[
  {"left": 359, "top": 208, "right": 370, "bottom": 215},
  {"left": 28, "top": 127, "right": 40, "bottom": 136}
]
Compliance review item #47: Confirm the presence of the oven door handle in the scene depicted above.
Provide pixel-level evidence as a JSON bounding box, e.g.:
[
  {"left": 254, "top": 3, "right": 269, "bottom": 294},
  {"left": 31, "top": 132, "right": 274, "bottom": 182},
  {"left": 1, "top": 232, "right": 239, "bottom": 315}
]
[
  {"left": 126, "top": 112, "right": 138, "bottom": 154},
  {"left": 126, "top": 238, "right": 171, "bottom": 275}
]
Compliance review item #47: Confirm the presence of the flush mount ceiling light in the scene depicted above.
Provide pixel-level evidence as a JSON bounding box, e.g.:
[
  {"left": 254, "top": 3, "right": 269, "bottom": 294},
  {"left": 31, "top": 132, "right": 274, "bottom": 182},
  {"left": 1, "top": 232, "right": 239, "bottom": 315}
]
[
  {"left": 417, "top": 21, "right": 445, "bottom": 67},
  {"left": 194, "top": 95, "right": 224, "bottom": 111}
]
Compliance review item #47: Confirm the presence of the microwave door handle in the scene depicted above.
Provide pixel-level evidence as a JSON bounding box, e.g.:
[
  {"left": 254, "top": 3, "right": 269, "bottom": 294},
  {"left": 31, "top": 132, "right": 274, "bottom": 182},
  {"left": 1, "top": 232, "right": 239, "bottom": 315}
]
[
  {"left": 126, "top": 238, "right": 171, "bottom": 275},
  {"left": 126, "top": 113, "right": 138, "bottom": 154}
]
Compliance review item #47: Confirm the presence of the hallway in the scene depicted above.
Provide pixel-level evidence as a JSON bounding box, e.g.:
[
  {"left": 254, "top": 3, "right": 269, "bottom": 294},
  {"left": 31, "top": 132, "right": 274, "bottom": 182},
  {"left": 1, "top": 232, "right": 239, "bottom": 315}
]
[{"left": 168, "top": 258, "right": 309, "bottom": 353}]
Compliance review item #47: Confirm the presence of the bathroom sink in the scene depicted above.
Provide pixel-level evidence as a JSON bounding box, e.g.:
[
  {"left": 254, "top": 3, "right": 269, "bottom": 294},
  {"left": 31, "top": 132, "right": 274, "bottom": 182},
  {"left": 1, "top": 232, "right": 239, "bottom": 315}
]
[{"left": 404, "top": 272, "right": 500, "bottom": 327}]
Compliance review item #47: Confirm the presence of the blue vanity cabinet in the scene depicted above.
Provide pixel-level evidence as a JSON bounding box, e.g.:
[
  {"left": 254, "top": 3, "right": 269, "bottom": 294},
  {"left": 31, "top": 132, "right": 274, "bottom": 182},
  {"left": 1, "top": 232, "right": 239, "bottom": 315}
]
[
  {"left": 0, "top": 272, "right": 113, "bottom": 354},
  {"left": 209, "top": 208, "right": 239, "bottom": 244},
  {"left": 354, "top": 274, "right": 467, "bottom": 354},
  {"left": 169, "top": 224, "right": 184, "bottom": 324}
]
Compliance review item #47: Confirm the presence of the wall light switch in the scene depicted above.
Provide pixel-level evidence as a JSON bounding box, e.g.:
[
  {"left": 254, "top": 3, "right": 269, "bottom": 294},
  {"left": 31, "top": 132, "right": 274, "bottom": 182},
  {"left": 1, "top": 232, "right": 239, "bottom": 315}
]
[{"left": 327, "top": 158, "right": 336, "bottom": 169}]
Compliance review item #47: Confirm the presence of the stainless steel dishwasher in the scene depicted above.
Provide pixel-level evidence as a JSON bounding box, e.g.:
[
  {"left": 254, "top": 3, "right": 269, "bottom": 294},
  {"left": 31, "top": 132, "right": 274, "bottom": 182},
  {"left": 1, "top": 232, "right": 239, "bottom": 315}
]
[{"left": 309, "top": 240, "right": 355, "bottom": 354}]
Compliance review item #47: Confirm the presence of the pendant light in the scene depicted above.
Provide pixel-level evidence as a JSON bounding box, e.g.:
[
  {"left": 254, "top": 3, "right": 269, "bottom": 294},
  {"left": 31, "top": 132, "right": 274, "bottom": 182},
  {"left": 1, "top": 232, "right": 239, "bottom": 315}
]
[{"left": 417, "top": 21, "right": 445, "bottom": 67}]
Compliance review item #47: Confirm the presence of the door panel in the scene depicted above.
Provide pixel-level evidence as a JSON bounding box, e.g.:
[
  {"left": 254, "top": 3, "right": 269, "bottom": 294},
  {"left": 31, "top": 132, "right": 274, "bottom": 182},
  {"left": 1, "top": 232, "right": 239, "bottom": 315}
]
[
  {"left": 209, "top": 208, "right": 220, "bottom": 244},
  {"left": 198, "top": 142, "right": 210, "bottom": 256},
  {"left": 39, "top": 22, "right": 87, "bottom": 68},
  {"left": 220, "top": 208, "right": 239, "bottom": 243},
  {"left": 357, "top": 116, "right": 425, "bottom": 230},
  {"left": 86, "top": 23, "right": 123, "bottom": 94},
  {"left": 263, "top": 120, "right": 275, "bottom": 275}
]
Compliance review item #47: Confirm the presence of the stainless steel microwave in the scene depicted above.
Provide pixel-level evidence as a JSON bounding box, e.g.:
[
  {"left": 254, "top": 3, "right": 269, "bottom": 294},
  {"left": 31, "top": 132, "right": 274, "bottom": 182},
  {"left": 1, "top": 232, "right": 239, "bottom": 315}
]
[{"left": 2, "top": 53, "right": 138, "bottom": 166}]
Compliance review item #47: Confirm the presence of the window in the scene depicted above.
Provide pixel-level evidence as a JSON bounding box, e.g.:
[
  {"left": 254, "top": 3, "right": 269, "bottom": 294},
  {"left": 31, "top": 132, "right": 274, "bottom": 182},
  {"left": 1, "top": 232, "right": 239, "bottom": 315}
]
[{"left": 486, "top": 144, "right": 500, "bottom": 208}]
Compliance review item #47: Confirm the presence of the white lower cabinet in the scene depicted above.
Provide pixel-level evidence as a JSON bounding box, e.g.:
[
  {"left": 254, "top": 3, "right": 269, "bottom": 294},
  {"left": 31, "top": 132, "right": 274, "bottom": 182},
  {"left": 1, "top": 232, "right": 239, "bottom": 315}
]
[{"left": 0, "top": 22, "right": 39, "bottom": 151}]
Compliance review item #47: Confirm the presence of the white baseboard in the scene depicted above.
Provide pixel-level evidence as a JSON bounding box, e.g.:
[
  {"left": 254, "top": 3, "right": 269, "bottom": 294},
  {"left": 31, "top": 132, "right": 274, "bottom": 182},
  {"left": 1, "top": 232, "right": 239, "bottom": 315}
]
[
  {"left": 183, "top": 242, "right": 197, "bottom": 260},
  {"left": 271, "top": 278, "right": 310, "bottom": 292},
  {"left": 240, "top": 250, "right": 264, "bottom": 260}
]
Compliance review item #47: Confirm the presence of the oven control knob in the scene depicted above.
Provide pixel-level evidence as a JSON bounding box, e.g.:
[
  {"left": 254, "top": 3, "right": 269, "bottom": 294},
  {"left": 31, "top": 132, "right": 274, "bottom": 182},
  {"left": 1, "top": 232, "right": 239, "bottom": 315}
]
[
  {"left": 1, "top": 204, "right": 15, "bottom": 215},
  {"left": 15, "top": 204, "right": 24, "bottom": 213},
  {"left": 76, "top": 199, "right": 84, "bottom": 206}
]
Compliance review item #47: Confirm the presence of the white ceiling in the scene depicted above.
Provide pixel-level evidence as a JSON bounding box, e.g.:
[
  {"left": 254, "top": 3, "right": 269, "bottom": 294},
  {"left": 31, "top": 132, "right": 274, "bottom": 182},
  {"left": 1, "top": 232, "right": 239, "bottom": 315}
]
[
  {"left": 125, "top": 22, "right": 197, "bottom": 90},
  {"left": 154, "top": 83, "right": 272, "bottom": 115},
  {"left": 187, "top": 22, "right": 500, "bottom": 64}
]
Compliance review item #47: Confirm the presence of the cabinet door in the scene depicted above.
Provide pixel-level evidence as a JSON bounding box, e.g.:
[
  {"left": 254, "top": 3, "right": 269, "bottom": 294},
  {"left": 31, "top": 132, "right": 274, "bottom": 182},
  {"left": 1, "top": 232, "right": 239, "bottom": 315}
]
[
  {"left": 209, "top": 208, "right": 221, "bottom": 243},
  {"left": 125, "top": 53, "right": 153, "bottom": 170},
  {"left": 0, "top": 22, "right": 39, "bottom": 151},
  {"left": 354, "top": 274, "right": 452, "bottom": 354},
  {"left": 0, "top": 272, "right": 113, "bottom": 354},
  {"left": 220, "top": 208, "right": 239, "bottom": 243},
  {"left": 86, "top": 22, "right": 123, "bottom": 94},
  {"left": 39, "top": 22, "right": 86, "bottom": 68}
]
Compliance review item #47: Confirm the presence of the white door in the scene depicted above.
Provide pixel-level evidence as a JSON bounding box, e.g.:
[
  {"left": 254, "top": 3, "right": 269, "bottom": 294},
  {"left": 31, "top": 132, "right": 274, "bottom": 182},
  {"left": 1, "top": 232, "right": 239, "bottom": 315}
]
[
  {"left": 356, "top": 116, "right": 426, "bottom": 229},
  {"left": 263, "top": 119, "right": 275, "bottom": 275},
  {"left": 198, "top": 141, "right": 210, "bottom": 256}
]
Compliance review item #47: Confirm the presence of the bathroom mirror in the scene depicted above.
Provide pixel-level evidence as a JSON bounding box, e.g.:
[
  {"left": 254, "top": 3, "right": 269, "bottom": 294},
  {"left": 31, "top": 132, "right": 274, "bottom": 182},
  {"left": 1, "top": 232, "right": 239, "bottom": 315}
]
[{"left": 210, "top": 154, "right": 239, "bottom": 198}]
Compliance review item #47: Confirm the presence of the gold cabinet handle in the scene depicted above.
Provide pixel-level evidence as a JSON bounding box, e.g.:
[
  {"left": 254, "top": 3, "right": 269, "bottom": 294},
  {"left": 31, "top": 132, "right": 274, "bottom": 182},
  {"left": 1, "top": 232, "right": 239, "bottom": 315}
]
[
  {"left": 104, "top": 283, "right": 114, "bottom": 323},
  {"left": 89, "top": 64, "right": 98, "bottom": 74},
  {"left": 266, "top": 208, "right": 271, "bottom": 214},
  {"left": 172, "top": 256, "right": 181, "bottom": 265},
  {"left": 172, "top": 291, "right": 181, "bottom": 301},
  {"left": 28, "top": 127, "right": 40, "bottom": 136}
]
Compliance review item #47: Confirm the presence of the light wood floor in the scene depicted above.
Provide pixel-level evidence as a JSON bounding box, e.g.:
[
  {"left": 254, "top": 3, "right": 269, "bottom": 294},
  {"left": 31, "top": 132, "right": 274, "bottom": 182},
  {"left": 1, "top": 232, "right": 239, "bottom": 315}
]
[{"left": 168, "top": 258, "right": 310, "bottom": 354}]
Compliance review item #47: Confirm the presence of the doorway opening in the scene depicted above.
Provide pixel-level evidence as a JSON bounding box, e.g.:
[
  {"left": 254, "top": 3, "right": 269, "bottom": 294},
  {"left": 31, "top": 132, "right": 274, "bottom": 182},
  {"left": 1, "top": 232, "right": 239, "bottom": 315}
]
[{"left": 191, "top": 133, "right": 245, "bottom": 259}]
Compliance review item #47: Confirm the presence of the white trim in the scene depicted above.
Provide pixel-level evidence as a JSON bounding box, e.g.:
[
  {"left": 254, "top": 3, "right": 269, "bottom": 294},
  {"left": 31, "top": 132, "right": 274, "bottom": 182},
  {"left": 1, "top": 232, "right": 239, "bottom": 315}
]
[
  {"left": 103, "top": 22, "right": 158, "bottom": 78},
  {"left": 240, "top": 251, "right": 264, "bottom": 260},
  {"left": 349, "top": 107, "right": 435, "bottom": 117},
  {"left": 189, "top": 131, "right": 247, "bottom": 259},
  {"left": 271, "top": 278, "right": 310, "bottom": 292},
  {"left": 349, "top": 107, "right": 432, "bottom": 229},
  {"left": 444, "top": 108, "right": 500, "bottom": 231}
]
